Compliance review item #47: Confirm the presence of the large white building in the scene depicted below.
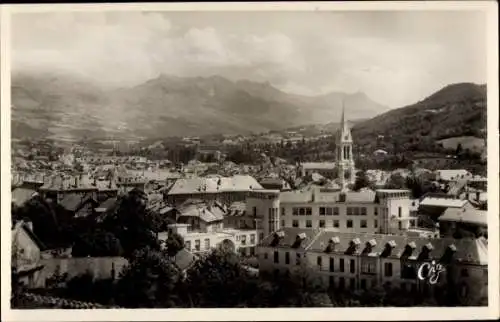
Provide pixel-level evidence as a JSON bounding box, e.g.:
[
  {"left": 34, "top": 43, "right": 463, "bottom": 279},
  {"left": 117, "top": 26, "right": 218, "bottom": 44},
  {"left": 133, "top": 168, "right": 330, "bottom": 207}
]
[
  {"left": 278, "top": 188, "right": 413, "bottom": 235},
  {"left": 257, "top": 227, "right": 488, "bottom": 303}
]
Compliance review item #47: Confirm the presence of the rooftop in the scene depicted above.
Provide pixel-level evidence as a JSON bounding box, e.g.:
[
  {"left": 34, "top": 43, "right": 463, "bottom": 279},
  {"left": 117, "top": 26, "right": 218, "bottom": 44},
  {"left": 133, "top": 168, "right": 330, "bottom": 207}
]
[
  {"left": 439, "top": 207, "right": 488, "bottom": 226},
  {"left": 168, "top": 175, "right": 263, "bottom": 195}
]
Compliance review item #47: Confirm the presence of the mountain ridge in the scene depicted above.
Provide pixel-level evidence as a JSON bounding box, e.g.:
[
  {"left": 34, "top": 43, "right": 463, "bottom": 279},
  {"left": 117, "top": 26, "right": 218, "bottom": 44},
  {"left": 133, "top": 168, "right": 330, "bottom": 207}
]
[{"left": 11, "top": 71, "right": 390, "bottom": 141}]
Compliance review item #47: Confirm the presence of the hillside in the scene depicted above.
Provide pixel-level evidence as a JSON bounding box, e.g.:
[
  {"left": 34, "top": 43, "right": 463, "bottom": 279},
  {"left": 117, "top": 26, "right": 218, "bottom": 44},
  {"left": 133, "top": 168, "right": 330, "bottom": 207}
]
[
  {"left": 352, "top": 83, "right": 487, "bottom": 155},
  {"left": 11, "top": 72, "right": 389, "bottom": 141}
]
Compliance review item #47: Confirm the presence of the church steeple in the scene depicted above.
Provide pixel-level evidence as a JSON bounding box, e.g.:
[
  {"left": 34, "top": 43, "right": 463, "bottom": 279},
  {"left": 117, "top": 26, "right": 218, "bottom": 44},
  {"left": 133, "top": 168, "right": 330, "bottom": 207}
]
[{"left": 335, "top": 99, "right": 356, "bottom": 191}]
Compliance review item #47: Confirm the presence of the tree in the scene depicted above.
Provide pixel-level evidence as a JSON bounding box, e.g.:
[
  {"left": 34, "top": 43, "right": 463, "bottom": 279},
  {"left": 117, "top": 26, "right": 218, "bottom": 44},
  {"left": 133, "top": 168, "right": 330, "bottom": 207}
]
[
  {"left": 72, "top": 230, "right": 123, "bottom": 257},
  {"left": 164, "top": 232, "right": 185, "bottom": 257},
  {"left": 103, "top": 190, "right": 160, "bottom": 257},
  {"left": 116, "top": 246, "right": 184, "bottom": 308},
  {"left": 384, "top": 173, "right": 406, "bottom": 189},
  {"left": 353, "top": 171, "right": 372, "bottom": 191},
  {"left": 185, "top": 248, "right": 258, "bottom": 307}
]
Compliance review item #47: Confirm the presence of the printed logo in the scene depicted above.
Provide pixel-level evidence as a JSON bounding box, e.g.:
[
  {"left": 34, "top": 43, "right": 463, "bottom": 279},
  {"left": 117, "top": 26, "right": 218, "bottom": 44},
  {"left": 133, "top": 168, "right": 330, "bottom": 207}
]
[{"left": 417, "top": 260, "right": 446, "bottom": 285}]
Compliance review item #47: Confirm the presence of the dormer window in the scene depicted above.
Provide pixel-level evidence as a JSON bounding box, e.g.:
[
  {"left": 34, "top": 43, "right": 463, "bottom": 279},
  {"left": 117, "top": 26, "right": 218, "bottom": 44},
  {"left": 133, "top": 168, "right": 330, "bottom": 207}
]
[
  {"left": 325, "top": 236, "right": 340, "bottom": 253},
  {"left": 345, "top": 238, "right": 361, "bottom": 255},
  {"left": 362, "top": 239, "right": 377, "bottom": 255},
  {"left": 381, "top": 240, "right": 397, "bottom": 257},
  {"left": 292, "top": 233, "right": 306, "bottom": 248}
]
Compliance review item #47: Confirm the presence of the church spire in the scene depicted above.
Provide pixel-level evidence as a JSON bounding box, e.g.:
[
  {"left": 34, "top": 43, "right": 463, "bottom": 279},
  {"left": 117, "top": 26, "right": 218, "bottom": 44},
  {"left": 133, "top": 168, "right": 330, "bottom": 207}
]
[{"left": 340, "top": 98, "right": 345, "bottom": 129}]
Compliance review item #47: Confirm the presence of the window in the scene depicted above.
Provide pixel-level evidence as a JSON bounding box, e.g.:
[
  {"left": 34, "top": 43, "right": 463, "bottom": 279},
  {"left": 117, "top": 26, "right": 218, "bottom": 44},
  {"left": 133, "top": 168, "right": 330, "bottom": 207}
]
[
  {"left": 319, "top": 220, "right": 325, "bottom": 228},
  {"left": 319, "top": 207, "right": 326, "bottom": 216},
  {"left": 398, "top": 222, "right": 402, "bottom": 230},
  {"left": 293, "top": 208, "right": 299, "bottom": 216},
  {"left": 306, "top": 208, "right": 312, "bottom": 216},
  {"left": 361, "top": 207, "right": 367, "bottom": 216},
  {"left": 292, "top": 220, "right": 299, "bottom": 228},
  {"left": 333, "top": 207, "right": 339, "bottom": 216},
  {"left": 350, "top": 259, "right": 355, "bottom": 273},
  {"left": 306, "top": 220, "right": 312, "bottom": 228},
  {"left": 398, "top": 207, "right": 402, "bottom": 217},
  {"left": 329, "top": 257, "right": 334, "bottom": 272},
  {"left": 241, "top": 235, "right": 247, "bottom": 245},
  {"left": 195, "top": 240, "right": 200, "bottom": 251},
  {"left": 340, "top": 258, "right": 345, "bottom": 272},
  {"left": 334, "top": 220, "right": 339, "bottom": 228},
  {"left": 361, "top": 260, "right": 377, "bottom": 274},
  {"left": 461, "top": 268, "right": 469, "bottom": 277},
  {"left": 281, "top": 220, "right": 285, "bottom": 227},
  {"left": 347, "top": 207, "right": 353, "bottom": 216},
  {"left": 250, "top": 234, "right": 256, "bottom": 244},
  {"left": 185, "top": 241, "right": 191, "bottom": 251},
  {"left": 274, "top": 251, "right": 279, "bottom": 263},
  {"left": 361, "top": 220, "right": 367, "bottom": 228},
  {"left": 281, "top": 207, "right": 285, "bottom": 216},
  {"left": 253, "top": 206, "right": 257, "bottom": 217},
  {"left": 384, "top": 262, "right": 393, "bottom": 277},
  {"left": 361, "top": 279, "right": 367, "bottom": 290},
  {"left": 374, "top": 208, "right": 378, "bottom": 216},
  {"left": 326, "top": 207, "right": 333, "bottom": 216},
  {"left": 285, "top": 252, "right": 290, "bottom": 265},
  {"left": 296, "top": 253, "right": 301, "bottom": 265},
  {"left": 259, "top": 233, "right": 264, "bottom": 241},
  {"left": 339, "top": 277, "right": 345, "bottom": 289},
  {"left": 299, "top": 208, "right": 305, "bottom": 216},
  {"left": 374, "top": 220, "right": 378, "bottom": 228},
  {"left": 350, "top": 278, "right": 356, "bottom": 290},
  {"left": 317, "top": 256, "right": 322, "bottom": 268},
  {"left": 329, "top": 276, "right": 334, "bottom": 288},
  {"left": 347, "top": 220, "right": 353, "bottom": 228},
  {"left": 204, "top": 238, "right": 210, "bottom": 250}
]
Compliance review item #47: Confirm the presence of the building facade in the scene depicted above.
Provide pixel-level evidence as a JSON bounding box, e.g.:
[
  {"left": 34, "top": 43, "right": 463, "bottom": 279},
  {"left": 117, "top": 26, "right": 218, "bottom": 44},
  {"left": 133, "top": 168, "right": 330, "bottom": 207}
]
[{"left": 257, "top": 228, "right": 488, "bottom": 303}]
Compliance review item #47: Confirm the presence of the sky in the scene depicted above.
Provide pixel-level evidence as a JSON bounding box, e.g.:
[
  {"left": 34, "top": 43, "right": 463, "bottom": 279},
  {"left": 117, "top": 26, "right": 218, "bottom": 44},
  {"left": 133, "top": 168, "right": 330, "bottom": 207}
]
[{"left": 11, "top": 10, "right": 487, "bottom": 108}]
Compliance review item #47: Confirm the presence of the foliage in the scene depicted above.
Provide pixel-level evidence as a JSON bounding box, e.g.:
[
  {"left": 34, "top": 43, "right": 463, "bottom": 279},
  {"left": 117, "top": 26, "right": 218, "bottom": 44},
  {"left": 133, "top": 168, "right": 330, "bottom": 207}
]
[
  {"left": 185, "top": 248, "right": 259, "bottom": 307},
  {"left": 164, "top": 232, "right": 185, "bottom": 257},
  {"left": 103, "top": 190, "right": 161, "bottom": 257},
  {"left": 353, "top": 171, "right": 373, "bottom": 191},
  {"left": 72, "top": 229, "right": 123, "bottom": 257},
  {"left": 116, "top": 246, "right": 183, "bottom": 308}
]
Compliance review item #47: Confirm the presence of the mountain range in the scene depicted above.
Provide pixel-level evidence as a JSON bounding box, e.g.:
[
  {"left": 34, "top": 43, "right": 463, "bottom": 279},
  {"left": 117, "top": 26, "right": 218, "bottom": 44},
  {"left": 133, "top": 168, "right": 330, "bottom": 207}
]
[
  {"left": 11, "top": 72, "right": 390, "bottom": 141},
  {"left": 352, "top": 82, "right": 487, "bottom": 153}
]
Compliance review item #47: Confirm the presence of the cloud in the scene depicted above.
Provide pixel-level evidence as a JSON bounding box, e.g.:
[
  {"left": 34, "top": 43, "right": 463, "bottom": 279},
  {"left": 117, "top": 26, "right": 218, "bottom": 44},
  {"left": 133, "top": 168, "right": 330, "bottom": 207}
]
[{"left": 12, "top": 11, "right": 487, "bottom": 107}]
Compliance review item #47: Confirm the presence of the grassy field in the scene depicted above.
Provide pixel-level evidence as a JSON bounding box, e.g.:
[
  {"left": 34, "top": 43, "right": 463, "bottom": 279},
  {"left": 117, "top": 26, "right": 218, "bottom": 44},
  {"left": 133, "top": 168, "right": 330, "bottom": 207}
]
[{"left": 437, "top": 136, "right": 485, "bottom": 153}]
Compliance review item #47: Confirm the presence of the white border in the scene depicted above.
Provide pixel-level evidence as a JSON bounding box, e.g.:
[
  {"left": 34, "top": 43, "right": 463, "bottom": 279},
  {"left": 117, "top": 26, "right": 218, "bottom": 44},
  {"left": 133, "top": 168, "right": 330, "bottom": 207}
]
[{"left": 1, "top": 2, "right": 499, "bottom": 321}]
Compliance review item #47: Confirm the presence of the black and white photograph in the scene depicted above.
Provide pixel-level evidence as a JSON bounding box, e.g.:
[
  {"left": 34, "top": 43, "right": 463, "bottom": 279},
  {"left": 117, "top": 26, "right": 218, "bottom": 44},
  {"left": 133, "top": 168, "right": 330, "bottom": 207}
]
[{"left": 1, "top": 1, "right": 498, "bottom": 320}]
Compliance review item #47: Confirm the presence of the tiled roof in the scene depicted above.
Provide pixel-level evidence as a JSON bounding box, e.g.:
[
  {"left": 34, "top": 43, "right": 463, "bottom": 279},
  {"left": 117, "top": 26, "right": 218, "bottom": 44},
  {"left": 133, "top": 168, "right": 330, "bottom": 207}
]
[
  {"left": 301, "top": 162, "right": 336, "bottom": 170},
  {"left": 436, "top": 169, "right": 472, "bottom": 181},
  {"left": 307, "top": 230, "right": 487, "bottom": 265},
  {"left": 95, "top": 197, "right": 118, "bottom": 213},
  {"left": 59, "top": 193, "right": 95, "bottom": 212},
  {"left": 259, "top": 227, "right": 320, "bottom": 251},
  {"left": 439, "top": 208, "right": 488, "bottom": 225},
  {"left": 12, "top": 187, "right": 37, "bottom": 207},
  {"left": 167, "top": 175, "right": 263, "bottom": 195},
  {"left": 177, "top": 200, "right": 225, "bottom": 223},
  {"left": 420, "top": 196, "right": 469, "bottom": 208}
]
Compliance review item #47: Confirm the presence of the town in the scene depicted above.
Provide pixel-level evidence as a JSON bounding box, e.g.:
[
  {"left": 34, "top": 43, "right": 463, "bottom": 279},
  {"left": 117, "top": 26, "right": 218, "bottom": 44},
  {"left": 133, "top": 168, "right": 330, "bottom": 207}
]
[{"left": 11, "top": 106, "right": 488, "bottom": 308}]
